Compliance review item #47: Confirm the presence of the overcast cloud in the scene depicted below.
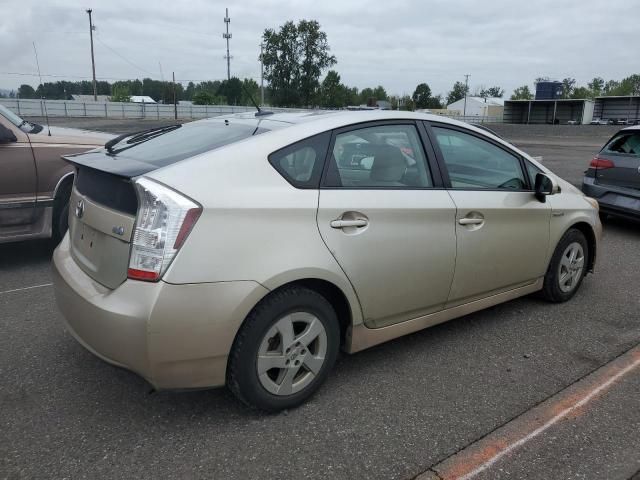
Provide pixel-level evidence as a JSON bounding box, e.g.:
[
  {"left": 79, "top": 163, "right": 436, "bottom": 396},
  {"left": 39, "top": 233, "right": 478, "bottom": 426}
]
[{"left": 1, "top": 0, "right": 638, "bottom": 98}]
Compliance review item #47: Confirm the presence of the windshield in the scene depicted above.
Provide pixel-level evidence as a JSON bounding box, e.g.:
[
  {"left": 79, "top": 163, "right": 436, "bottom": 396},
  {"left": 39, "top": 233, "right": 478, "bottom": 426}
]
[
  {"left": 109, "top": 120, "right": 267, "bottom": 168},
  {"left": 0, "top": 104, "right": 24, "bottom": 127}
]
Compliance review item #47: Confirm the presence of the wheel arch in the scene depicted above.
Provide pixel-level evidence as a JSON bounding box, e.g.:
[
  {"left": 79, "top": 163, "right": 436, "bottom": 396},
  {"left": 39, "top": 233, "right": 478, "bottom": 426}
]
[
  {"left": 569, "top": 221, "right": 597, "bottom": 273},
  {"left": 53, "top": 172, "right": 75, "bottom": 201},
  {"left": 275, "top": 279, "right": 352, "bottom": 348},
  {"left": 252, "top": 274, "right": 363, "bottom": 351}
]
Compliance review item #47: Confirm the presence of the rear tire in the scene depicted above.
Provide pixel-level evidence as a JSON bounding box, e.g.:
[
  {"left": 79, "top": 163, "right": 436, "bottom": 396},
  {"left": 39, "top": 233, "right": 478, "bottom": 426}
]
[
  {"left": 227, "top": 286, "right": 340, "bottom": 411},
  {"left": 52, "top": 183, "right": 72, "bottom": 244},
  {"left": 541, "top": 228, "right": 588, "bottom": 303}
]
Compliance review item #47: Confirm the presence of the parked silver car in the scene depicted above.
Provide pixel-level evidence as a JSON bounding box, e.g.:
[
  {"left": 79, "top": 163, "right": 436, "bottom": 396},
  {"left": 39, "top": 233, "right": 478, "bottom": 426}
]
[
  {"left": 53, "top": 111, "right": 601, "bottom": 410},
  {"left": 582, "top": 125, "right": 640, "bottom": 219}
]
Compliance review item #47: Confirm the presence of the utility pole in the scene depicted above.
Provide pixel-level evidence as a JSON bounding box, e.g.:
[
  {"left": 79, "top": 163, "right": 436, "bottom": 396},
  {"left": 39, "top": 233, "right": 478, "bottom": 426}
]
[
  {"left": 223, "top": 8, "right": 232, "bottom": 81},
  {"left": 259, "top": 43, "right": 265, "bottom": 106},
  {"left": 172, "top": 72, "right": 177, "bottom": 120},
  {"left": 463, "top": 74, "right": 470, "bottom": 117},
  {"left": 86, "top": 9, "right": 97, "bottom": 101},
  {"left": 159, "top": 62, "right": 165, "bottom": 104}
]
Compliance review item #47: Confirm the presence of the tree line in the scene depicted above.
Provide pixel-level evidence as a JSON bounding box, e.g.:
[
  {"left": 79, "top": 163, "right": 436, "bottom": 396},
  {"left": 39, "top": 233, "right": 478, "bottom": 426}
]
[
  {"left": 511, "top": 75, "right": 640, "bottom": 100},
  {"left": 2, "top": 78, "right": 263, "bottom": 106}
]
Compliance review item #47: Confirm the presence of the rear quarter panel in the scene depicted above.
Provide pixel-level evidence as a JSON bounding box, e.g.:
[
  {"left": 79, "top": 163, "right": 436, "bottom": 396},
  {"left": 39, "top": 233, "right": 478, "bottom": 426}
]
[{"left": 148, "top": 135, "right": 365, "bottom": 327}]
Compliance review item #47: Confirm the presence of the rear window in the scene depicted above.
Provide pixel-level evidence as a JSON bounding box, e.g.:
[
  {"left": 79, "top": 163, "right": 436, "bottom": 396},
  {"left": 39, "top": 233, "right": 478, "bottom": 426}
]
[
  {"left": 268, "top": 132, "right": 331, "bottom": 188},
  {"left": 112, "top": 121, "right": 267, "bottom": 167},
  {"left": 604, "top": 132, "right": 640, "bottom": 156}
]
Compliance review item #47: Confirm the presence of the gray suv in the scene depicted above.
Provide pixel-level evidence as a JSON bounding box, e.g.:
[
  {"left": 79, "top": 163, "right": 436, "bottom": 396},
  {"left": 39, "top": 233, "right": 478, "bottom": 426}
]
[{"left": 582, "top": 125, "right": 640, "bottom": 220}]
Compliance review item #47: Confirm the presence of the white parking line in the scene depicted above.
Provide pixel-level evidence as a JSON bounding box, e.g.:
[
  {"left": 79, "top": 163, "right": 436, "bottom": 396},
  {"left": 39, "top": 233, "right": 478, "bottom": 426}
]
[{"left": 0, "top": 283, "right": 53, "bottom": 296}]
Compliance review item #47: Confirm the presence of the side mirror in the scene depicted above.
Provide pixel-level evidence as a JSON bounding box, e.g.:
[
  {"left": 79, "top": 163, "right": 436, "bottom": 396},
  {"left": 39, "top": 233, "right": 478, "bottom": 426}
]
[
  {"left": 0, "top": 124, "right": 18, "bottom": 144},
  {"left": 534, "top": 172, "right": 560, "bottom": 202}
]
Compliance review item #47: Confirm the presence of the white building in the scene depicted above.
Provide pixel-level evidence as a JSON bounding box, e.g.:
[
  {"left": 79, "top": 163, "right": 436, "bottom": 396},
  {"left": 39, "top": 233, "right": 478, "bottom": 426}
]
[
  {"left": 71, "top": 94, "right": 110, "bottom": 102},
  {"left": 130, "top": 96, "right": 157, "bottom": 104},
  {"left": 446, "top": 96, "right": 504, "bottom": 118}
]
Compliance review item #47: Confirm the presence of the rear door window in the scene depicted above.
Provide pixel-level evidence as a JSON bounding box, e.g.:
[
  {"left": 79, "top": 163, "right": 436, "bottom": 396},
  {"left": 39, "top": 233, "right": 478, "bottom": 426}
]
[{"left": 323, "top": 124, "right": 432, "bottom": 188}]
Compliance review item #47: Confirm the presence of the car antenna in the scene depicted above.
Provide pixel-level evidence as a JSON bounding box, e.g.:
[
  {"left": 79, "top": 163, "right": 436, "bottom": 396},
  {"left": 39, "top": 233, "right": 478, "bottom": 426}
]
[
  {"left": 32, "top": 42, "right": 51, "bottom": 136},
  {"left": 242, "top": 82, "right": 273, "bottom": 117}
]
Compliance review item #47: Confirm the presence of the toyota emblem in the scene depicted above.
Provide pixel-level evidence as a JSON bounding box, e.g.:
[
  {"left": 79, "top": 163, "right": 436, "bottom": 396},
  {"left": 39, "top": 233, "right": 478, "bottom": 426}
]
[{"left": 75, "top": 199, "right": 85, "bottom": 219}]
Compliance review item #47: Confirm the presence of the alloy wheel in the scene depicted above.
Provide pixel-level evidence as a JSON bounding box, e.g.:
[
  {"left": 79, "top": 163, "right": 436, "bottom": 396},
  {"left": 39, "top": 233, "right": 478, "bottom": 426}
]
[
  {"left": 558, "top": 242, "right": 585, "bottom": 293},
  {"left": 256, "top": 312, "right": 328, "bottom": 396}
]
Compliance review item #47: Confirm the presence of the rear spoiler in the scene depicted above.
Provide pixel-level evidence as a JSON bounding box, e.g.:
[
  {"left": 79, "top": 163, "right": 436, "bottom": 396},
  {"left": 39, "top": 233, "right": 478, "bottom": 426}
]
[{"left": 62, "top": 150, "right": 156, "bottom": 178}]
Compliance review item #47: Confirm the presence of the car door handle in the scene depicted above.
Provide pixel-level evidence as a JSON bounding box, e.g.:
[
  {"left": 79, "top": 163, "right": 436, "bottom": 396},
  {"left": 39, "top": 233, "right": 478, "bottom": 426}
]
[
  {"left": 330, "top": 219, "right": 368, "bottom": 229},
  {"left": 458, "top": 218, "right": 484, "bottom": 225}
]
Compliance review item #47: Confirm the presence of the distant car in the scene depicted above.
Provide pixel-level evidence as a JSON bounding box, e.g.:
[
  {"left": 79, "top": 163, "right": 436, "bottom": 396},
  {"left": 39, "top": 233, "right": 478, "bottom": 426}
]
[
  {"left": 53, "top": 110, "right": 601, "bottom": 411},
  {"left": 582, "top": 125, "right": 640, "bottom": 220},
  {"left": 613, "top": 118, "right": 630, "bottom": 125},
  {"left": 590, "top": 118, "right": 610, "bottom": 125},
  {"left": 0, "top": 104, "right": 113, "bottom": 243},
  {"left": 567, "top": 120, "right": 578, "bottom": 125}
]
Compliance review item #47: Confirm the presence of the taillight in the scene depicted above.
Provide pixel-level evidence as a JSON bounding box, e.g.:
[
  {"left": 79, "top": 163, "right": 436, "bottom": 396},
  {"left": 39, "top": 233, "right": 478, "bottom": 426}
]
[
  {"left": 128, "top": 178, "right": 202, "bottom": 282},
  {"left": 589, "top": 157, "right": 615, "bottom": 169}
]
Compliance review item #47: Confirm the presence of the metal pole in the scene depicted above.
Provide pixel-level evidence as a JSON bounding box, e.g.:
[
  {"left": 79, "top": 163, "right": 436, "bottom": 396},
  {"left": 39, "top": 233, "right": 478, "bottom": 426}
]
[
  {"left": 86, "top": 9, "right": 97, "bottom": 102},
  {"left": 173, "top": 72, "right": 177, "bottom": 120},
  {"left": 463, "top": 74, "right": 470, "bottom": 117},
  {"left": 223, "top": 8, "right": 232, "bottom": 81},
  {"left": 260, "top": 43, "right": 265, "bottom": 106}
]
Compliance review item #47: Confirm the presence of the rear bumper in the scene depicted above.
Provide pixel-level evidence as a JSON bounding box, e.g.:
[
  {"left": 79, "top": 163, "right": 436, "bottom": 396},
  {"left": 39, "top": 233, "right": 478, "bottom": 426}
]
[
  {"left": 52, "top": 235, "right": 269, "bottom": 389},
  {"left": 582, "top": 177, "right": 640, "bottom": 219}
]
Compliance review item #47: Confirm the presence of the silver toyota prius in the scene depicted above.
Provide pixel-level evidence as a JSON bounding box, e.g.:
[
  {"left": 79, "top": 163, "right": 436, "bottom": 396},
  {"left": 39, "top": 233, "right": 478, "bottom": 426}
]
[{"left": 52, "top": 110, "right": 601, "bottom": 411}]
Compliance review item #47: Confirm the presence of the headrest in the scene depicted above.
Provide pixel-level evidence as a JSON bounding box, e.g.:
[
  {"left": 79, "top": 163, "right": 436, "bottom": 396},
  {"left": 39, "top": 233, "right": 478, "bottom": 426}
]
[{"left": 370, "top": 145, "right": 406, "bottom": 182}]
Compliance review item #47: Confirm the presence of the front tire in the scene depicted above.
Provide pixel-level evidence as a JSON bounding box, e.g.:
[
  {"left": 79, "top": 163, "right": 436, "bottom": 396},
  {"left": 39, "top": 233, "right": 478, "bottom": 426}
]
[
  {"left": 541, "top": 228, "right": 588, "bottom": 302},
  {"left": 227, "top": 286, "right": 340, "bottom": 411}
]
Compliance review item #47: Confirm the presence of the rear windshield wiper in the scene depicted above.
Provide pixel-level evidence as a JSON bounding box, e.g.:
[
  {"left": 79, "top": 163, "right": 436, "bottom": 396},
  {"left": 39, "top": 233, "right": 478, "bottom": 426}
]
[{"left": 105, "top": 124, "right": 181, "bottom": 154}]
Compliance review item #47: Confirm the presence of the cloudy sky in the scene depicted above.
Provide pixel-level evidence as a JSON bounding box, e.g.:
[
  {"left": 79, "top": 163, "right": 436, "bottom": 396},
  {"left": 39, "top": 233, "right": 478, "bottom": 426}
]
[{"left": 1, "top": 0, "right": 638, "bottom": 98}]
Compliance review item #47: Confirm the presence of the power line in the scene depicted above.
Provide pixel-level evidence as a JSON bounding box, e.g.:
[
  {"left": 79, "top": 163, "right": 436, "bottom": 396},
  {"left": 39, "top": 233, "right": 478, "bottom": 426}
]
[
  {"left": 95, "top": 36, "right": 155, "bottom": 76},
  {"left": 0, "top": 70, "right": 262, "bottom": 84}
]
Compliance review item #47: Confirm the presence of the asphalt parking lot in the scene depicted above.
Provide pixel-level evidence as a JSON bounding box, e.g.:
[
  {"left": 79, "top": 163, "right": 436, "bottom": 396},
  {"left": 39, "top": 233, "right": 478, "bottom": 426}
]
[{"left": 2, "top": 118, "right": 639, "bottom": 480}]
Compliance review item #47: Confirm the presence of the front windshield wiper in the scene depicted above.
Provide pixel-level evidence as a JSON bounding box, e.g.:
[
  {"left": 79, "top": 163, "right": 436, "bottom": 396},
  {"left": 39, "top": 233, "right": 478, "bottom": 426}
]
[{"left": 105, "top": 124, "right": 181, "bottom": 154}]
